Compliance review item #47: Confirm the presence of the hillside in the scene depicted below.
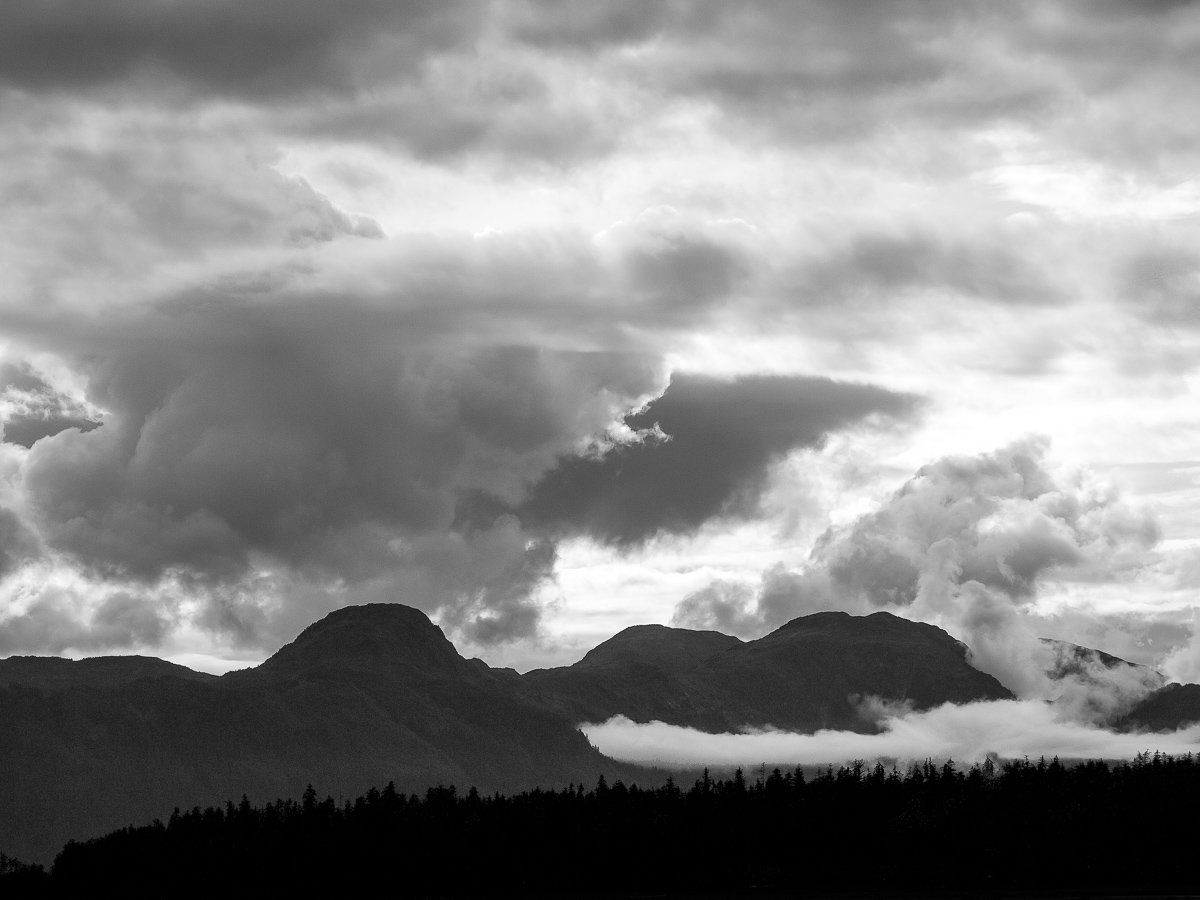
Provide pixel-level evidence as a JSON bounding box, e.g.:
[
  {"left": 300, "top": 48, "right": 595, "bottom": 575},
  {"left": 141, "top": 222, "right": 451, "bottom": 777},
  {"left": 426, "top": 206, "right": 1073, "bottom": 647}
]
[
  {"left": 1118, "top": 683, "right": 1200, "bottom": 732},
  {"left": 522, "top": 611, "right": 1014, "bottom": 732},
  {"left": 0, "top": 604, "right": 1119, "bottom": 867},
  {"left": 0, "top": 605, "right": 630, "bottom": 865}
]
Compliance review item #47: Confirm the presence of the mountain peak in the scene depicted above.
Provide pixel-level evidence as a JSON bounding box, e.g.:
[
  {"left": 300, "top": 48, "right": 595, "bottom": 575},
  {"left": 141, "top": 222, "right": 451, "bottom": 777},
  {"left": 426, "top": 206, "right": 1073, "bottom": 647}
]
[
  {"left": 255, "top": 603, "right": 465, "bottom": 677},
  {"left": 774, "top": 609, "right": 932, "bottom": 639},
  {"left": 574, "top": 623, "right": 742, "bottom": 674}
]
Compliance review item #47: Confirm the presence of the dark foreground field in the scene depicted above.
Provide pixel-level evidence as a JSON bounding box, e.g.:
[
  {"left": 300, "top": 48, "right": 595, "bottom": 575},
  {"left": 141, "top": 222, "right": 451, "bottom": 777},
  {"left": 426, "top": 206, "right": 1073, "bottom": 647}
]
[{"left": 4, "top": 752, "right": 1200, "bottom": 897}]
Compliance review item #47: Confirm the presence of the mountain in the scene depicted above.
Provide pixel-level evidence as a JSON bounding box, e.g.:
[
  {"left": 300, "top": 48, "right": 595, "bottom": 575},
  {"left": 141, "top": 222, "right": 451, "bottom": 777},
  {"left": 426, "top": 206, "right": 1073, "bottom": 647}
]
[
  {"left": 520, "top": 624, "right": 743, "bottom": 728},
  {"left": 0, "top": 654, "right": 216, "bottom": 690},
  {"left": 573, "top": 624, "right": 744, "bottom": 673},
  {"left": 1116, "top": 683, "right": 1200, "bottom": 732},
  {"left": 0, "top": 605, "right": 1072, "bottom": 866},
  {"left": 1041, "top": 637, "right": 1164, "bottom": 688},
  {"left": 523, "top": 611, "right": 1014, "bottom": 732},
  {"left": 0, "top": 605, "right": 630, "bottom": 865}
]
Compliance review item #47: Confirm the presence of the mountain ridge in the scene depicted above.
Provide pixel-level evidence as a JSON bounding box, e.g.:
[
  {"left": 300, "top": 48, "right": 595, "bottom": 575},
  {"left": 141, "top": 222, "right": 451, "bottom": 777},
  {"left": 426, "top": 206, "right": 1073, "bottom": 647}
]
[{"left": 3, "top": 602, "right": 1198, "bottom": 866}]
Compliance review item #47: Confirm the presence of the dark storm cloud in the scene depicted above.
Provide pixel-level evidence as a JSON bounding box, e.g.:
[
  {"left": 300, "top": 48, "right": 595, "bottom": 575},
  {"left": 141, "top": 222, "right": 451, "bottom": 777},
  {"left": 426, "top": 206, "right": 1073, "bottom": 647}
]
[
  {"left": 0, "top": 361, "right": 100, "bottom": 448},
  {"left": 4, "top": 273, "right": 662, "bottom": 647},
  {"left": 512, "top": 0, "right": 1200, "bottom": 179},
  {"left": 0, "top": 0, "right": 481, "bottom": 97},
  {"left": 0, "top": 146, "right": 768, "bottom": 653},
  {"left": 8, "top": 1, "right": 1194, "bottom": 173},
  {"left": 512, "top": 2, "right": 998, "bottom": 142},
  {"left": 792, "top": 232, "right": 1062, "bottom": 309},
  {"left": 288, "top": 69, "right": 621, "bottom": 167},
  {"left": 508, "top": 1, "right": 673, "bottom": 50},
  {"left": 19, "top": 303, "right": 655, "bottom": 583},
  {"left": 516, "top": 373, "right": 921, "bottom": 545},
  {"left": 0, "top": 1, "right": 613, "bottom": 167}
]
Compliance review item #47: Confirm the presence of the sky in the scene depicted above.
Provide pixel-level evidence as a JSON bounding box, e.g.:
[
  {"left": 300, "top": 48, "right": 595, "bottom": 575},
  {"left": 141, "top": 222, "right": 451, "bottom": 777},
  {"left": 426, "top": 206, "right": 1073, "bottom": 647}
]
[{"left": 3, "top": 1, "right": 1200, "bottom": 692}]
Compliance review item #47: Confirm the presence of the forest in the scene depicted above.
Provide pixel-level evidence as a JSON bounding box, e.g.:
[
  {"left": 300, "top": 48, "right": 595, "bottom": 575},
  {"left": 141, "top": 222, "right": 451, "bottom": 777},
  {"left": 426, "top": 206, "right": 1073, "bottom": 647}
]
[{"left": 3, "top": 752, "right": 1199, "bottom": 896}]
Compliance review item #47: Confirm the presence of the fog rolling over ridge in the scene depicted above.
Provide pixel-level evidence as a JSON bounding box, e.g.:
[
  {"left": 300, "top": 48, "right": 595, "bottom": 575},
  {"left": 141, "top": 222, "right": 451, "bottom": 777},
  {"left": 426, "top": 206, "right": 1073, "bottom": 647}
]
[
  {"left": 564, "top": 611, "right": 1199, "bottom": 768},
  {"left": 582, "top": 703, "right": 1200, "bottom": 770}
]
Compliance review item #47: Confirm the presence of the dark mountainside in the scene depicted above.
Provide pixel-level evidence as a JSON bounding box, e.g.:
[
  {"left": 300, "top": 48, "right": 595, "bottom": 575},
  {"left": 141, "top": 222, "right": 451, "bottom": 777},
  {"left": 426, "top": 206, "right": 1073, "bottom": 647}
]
[
  {"left": 0, "top": 605, "right": 632, "bottom": 864},
  {"left": 2, "top": 602, "right": 1195, "bottom": 868},
  {"left": 0, "top": 655, "right": 217, "bottom": 690},
  {"left": 522, "top": 610, "right": 1014, "bottom": 731},
  {"left": 1118, "top": 682, "right": 1200, "bottom": 732}
]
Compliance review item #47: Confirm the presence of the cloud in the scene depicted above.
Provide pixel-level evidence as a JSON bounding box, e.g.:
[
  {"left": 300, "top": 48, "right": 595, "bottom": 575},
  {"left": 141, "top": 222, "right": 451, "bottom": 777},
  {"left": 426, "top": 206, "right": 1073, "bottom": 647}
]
[
  {"left": 1042, "top": 639, "right": 1166, "bottom": 724},
  {"left": 787, "top": 230, "right": 1063, "bottom": 311},
  {"left": 0, "top": 1, "right": 481, "bottom": 98},
  {"left": 6, "top": 1, "right": 1198, "bottom": 179},
  {"left": 516, "top": 373, "right": 922, "bottom": 545},
  {"left": 0, "top": 586, "right": 172, "bottom": 655},
  {"left": 1, "top": 0, "right": 1196, "bottom": 673},
  {"left": 516, "top": 2, "right": 1200, "bottom": 176},
  {"left": 0, "top": 361, "right": 99, "bottom": 448},
  {"left": 1122, "top": 249, "right": 1200, "bottom": 328},
  {"left": 0, "top": 150, "right": 792, "bottom": 656},
  {"left": 671, "top": 580, "right": 760, "bottom": 638},
  {"left": 1160, "top": 611, "right": 1200, "bottom": 685},
  {"left": 0, "top": 123, "right": 384, "bottom": 303},
  {"left": 0, "top": 2, "right": 620, "bottom": 168},
  {"left": 0, "top": 506, "right": 40, "bottom": 578},
  {"left": 582, "top": 701, "right": 1200, "bottom": 768},
  {"left": 674, "top": 440, "right": 1163, "bottom": 705},
  {"left": 11, "top": 316, "right": 655, "bottom": 640}
]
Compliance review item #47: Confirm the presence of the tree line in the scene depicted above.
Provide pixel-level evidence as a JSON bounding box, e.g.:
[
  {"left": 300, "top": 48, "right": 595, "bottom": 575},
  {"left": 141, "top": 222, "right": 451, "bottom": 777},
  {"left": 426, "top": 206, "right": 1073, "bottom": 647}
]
[{"left": 4, "top": 751, "right": 1200, "bottom": 896}]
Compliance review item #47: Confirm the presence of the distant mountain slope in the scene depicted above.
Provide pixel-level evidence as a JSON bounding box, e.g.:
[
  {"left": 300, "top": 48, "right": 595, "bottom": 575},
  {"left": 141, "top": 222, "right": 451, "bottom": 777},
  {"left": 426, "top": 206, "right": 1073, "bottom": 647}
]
[
  {"left": 573, "top": 624, "right": 743, "bottom": 673},
  {"left": 522, "top": 611, "right": 1014, "bottom": 733},
  {"left": 0, "top": 654, "right": 216, "bottom": 689},
  {"left": 693, "top": 611, "right": 1015, "bottom": 730},
  {"left": 0, "top": 605, "right": 632, "bottom": 865},
  {"left": 4, "top": 603, "right": 1149, "bottom": 868},
  {"left": 1041, "top": 637, "right": 1164, "bottom": 687},
  {"left": 1116, "top": 683, "right": 1200, "bottom": 732},
  {"left": 521, "top": 624, "right": 741, "bottom": 727}
]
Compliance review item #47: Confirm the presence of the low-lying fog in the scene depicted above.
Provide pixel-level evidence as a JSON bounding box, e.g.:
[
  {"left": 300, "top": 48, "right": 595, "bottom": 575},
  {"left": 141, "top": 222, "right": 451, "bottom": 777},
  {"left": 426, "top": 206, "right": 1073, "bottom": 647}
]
[{"left": 582, "top": 699, "right": 1200, "bottom": 767}]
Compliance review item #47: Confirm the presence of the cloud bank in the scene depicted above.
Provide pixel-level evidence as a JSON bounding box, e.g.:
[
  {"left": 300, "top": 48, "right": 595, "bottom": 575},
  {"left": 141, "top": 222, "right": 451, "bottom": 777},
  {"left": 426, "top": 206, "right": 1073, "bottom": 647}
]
[{"left": 583, "top": 702, "right": 1200, "bottom": 768}]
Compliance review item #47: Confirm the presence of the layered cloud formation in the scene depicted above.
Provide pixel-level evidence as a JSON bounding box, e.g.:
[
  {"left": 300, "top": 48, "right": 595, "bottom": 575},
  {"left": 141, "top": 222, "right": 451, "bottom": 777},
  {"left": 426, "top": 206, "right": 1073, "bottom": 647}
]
[
  {"left": 584, "top": 703, "right": 1200, "bottom": 769},
  {"left": 1, "top": 1, "right": 1199, "bottom": 673}
]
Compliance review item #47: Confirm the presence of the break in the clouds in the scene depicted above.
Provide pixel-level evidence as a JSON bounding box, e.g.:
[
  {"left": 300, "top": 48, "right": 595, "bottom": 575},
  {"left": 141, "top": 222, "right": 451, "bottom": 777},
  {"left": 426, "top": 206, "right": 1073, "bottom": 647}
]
[
  {"left": 0, "top": 362, "right": 99, "bottom": 449},
  {"left": 2, "top": 2, "right": 1200, "bottom": 672}
]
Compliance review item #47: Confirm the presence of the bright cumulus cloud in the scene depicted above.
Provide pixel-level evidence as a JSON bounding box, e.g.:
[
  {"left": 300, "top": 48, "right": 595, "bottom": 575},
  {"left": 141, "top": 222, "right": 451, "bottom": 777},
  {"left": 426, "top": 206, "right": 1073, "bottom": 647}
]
[{"left": 583, "top": 703, "right": 1200, "bottom": 768}]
